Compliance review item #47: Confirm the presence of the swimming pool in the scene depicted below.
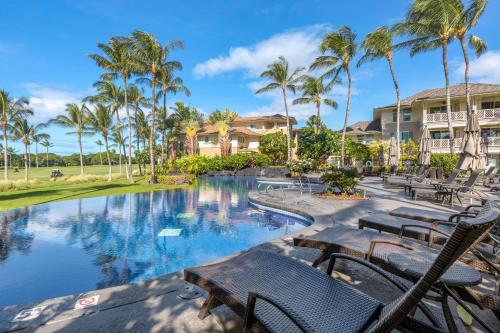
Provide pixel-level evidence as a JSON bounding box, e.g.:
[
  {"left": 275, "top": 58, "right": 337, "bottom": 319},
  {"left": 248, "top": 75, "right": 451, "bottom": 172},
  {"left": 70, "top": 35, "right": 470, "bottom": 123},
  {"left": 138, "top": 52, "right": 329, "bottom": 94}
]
[{"left": 0, "top": 177, "right": 311, "bottom": 307}]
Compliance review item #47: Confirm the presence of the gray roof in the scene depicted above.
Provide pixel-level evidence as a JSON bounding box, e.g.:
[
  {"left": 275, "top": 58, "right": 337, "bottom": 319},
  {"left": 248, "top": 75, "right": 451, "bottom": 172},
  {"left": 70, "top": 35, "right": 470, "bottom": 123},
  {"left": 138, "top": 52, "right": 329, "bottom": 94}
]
[
  {"left": 378, "top": 83, "right": 500, "bottom": 109},
  {"left": 346, "top": 119, "right": 381, "bottom": 135}
]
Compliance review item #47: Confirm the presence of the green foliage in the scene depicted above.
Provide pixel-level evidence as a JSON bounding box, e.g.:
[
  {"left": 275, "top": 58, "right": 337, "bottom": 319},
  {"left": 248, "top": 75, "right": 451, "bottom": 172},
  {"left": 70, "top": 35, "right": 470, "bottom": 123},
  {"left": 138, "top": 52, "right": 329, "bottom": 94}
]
[
  {"left": 345, "top": 138, "right": 370, "bottom": 161},
  {"left": 259, "top": 132, "right": 288, "bottom": 165},
  {"left": 430, "top": 153, "right": 459, "bottom": 177},
  {"left": 288, "top": 159, "right": 314, "bottom": 175},
  {"left": 401, "top": 139, "right": 418, "bottom": 163},
  {"left": 320, "top": 168, "right": 360, "bottom": 194},
  {"left": 153, "top": 174, "right": 195, "bottom": 185},
  {"left": 297, "top": 126, "right": 341, "bottom": 166},
  {"left": 367, "top": 140, "right": 387, "bottom": 162}
]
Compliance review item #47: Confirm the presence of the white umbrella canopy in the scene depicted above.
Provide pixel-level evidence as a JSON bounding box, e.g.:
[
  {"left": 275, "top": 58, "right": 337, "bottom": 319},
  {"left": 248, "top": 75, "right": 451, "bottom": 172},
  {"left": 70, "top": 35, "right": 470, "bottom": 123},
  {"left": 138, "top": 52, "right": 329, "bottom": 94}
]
[
  {"left": 388, "top": 136, "right": 399, "bottom": 166},
  {"left": 418, "top": 126, "right": 431, "bottom": 167},
  {"left": 457, "top": 110, "right": 485, "bottom": 170}
]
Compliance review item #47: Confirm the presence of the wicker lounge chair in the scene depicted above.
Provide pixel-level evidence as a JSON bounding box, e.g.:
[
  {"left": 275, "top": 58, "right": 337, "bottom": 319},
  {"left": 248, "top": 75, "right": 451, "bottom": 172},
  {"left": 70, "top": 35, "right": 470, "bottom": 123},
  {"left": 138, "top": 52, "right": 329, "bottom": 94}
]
[
  {"left": 406, "top": 168, "right": 462, "bottom": 195},
  {"left": 293, "top": 202, "right": 500, "bottom": 332},
  {"left": 384, "top": 167, "right": 431, "bottom": 192},
  {"left": 185, "top": 202, "right": 499, "bottom": 332}
]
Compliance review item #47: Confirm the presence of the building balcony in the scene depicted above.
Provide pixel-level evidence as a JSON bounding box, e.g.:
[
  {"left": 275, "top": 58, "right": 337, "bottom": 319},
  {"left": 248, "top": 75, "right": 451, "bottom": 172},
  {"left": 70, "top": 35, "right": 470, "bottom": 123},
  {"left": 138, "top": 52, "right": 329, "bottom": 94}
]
[
  {"left": 425, "top": 108, "right": 500, "bottom": 124},
  {"left": 429, "top": 136, "right": 500, "bottom": 152}
]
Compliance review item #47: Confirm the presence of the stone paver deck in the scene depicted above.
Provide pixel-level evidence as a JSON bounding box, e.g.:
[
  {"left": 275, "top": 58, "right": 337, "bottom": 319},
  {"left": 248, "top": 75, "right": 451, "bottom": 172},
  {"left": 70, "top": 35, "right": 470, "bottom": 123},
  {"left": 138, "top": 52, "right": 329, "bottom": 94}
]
[{"left": 0, "top": 177, "right": 497, "bottom": 332}]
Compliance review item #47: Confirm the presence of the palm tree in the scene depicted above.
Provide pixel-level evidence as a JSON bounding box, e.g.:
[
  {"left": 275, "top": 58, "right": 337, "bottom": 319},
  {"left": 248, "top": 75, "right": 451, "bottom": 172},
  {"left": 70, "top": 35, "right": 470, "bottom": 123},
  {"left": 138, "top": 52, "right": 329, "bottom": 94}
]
[
  {"left": 30, "top": 124, "right": 50, "bottom": 168},
  {"left": 89, "top": 36, "right": 139, "bottom": 182},
  {"left": 455, "top": 0, "right": 488, "bottom": 115},
  {"left": 310, "top": 25, "right": 357, "bottom": 166},
  {"left": 0, "top": 90, "right": 32, "bottom": 180},
  {"left": 184, "top": 122, "right": 200, "bottom": 156},
  {"left": 50, "top": 103, "right": 90, "bottom": 175},
  {"left": 134, "top": 108, "right": 150, "bottom": 173},
  {"left": 358, "top": 26, "right": 402, "bottom": 161},
  {"left": 256, "top": 56, "right": 304, "bottom": 163},
  {"left": 95, "top": 139, "right": 104, "bottom": 165},
  {"left": 170, "top": 102, "right": 203, "bottom": 157},
  {"left": 10, "top": 118, "right": 34, "bottom": 181},
  {"left": 292, "top": 76, "right": 337, "bottom": 132},
  {"left": 110, "top": 125, "right": 128, "bottom": 174},
  {"left": 87, "top": 103, "right": 113, "bottom": 181},
  {"left": 131, "top": 30, "right": 184, "bottom": 183},
  {"left": 128, "top": 84, "right": 148, "bottom": 175},
  {"left": 394, "top": 0, "right": 463, "bottom": 153},
  {"left": 41, "top": 139, "right": 53, "bottom": 168},
  {"left": 208, "top": 109, "right": 238, "bottom": 157}
]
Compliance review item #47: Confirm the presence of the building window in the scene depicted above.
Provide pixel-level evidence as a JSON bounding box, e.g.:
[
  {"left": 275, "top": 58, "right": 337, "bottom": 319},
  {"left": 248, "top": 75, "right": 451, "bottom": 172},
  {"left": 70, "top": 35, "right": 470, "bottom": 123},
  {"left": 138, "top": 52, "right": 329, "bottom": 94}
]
[
  {"left": 392, "top": 110, "right": 397, "bottom": 122},
  {"left": 430, "top": 131, "right": 450, "bottom": 139},
  {"left": 250, "top": 124, "right": 257, "bottom": 129},
  {"left": 481, "top": 101, "right": 500, "bottom": 109},
  {"left": 238, "top": 136, "right": 246, "bottom": 144},
  {"left": 204, "top": 136, "right": 209, "bottom": 143},
  {"left": 400, "top": 131, "right": 413, "bottom": 143},
  {"left": 429, "top": 105, "right": 448, "bottom": 114},
  {"left": 482, "top": 128, "right": 500, "bottom": 137},
  {"left": 403, "top": 109, "right": 411, "bottom": 121}
]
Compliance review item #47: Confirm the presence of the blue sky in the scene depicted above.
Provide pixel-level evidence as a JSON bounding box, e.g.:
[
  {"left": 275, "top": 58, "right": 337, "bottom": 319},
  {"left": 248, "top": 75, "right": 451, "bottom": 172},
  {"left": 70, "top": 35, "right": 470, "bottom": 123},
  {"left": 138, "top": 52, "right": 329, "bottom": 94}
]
[{"left": 2, "top": 0, "right": 500, "bottom": 155}]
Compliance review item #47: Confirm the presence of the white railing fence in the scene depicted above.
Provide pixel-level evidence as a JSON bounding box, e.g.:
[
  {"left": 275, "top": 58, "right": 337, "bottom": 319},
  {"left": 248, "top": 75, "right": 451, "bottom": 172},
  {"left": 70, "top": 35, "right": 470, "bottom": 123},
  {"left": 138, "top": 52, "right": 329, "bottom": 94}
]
[
  {"left": 426, "top": 108, "right": 500, "bottom": 123},
  {"left": 430, "top": 136, "right": 500, "bottom": 149}
]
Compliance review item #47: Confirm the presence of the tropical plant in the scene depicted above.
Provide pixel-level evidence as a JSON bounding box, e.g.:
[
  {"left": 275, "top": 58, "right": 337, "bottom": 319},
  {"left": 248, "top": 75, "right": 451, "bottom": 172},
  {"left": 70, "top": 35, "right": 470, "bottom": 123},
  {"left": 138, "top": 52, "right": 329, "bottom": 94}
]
[
  {"left": 256, "top": 56, "right": 304, "bottom": 163},
  {"left": 41, "top": 139, "right": 53, "bottom": 168},
  {"left": 87, "top": 103, "right": 113, "bottom": 181},
  {"left": 95, "top": 139, "right": 104, "bottom": 165},
  {"left": 0, "top": 90, "right": 31, "bottom": 180},
  {"left": 259, "top": 131, "right": 288, "bottom": 165},
  {"left": 454, "top": 0, "right": 488, "bottom": 114},
  {"left": 321, "top": 168, "right": 360, "bottom": 194},
  {"left": 131, "top": 30, "right": 184, "bottom": 183},
  {"left": 50, "top": 103, "right": 90, "bottom": 175},
  {"left": 292, "top": 76, "right": 337, "bottom": 131},
  {"left": 394, "top": 0, "right": 462, "bottom": 153},
  {"left": 297, "top": 123, "right": 341, "bottom": 168},
  {"left": 89, "top": 36, "right": 139, "bottom": 182},
  {"left": 208, "top": 108, "right": 238, "bottom": 157},
  {"left": 358, "top": 26, "right": 402, "bottom": 161},
  {"left": 9, "top": 118, "right": 34, "bottom": 180},
  {"left": 110, "top": 125, "right": 127, "bottom": 174},
  {"left": 30, "top": 124, "right": 50, "bottom": 168},
  {"left": 311, "top": 25, "right": 357, "bottom": 166},
  {"left": 128, "top": 84, "right": 149, "bottom": 175}
]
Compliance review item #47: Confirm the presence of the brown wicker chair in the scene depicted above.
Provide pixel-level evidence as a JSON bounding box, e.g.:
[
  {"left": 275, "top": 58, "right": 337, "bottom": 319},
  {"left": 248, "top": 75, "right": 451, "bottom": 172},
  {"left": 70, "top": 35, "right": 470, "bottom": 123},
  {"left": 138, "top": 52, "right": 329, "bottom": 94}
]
[{"left": 185, "top": 202, "right": 499, "bottom": 332}]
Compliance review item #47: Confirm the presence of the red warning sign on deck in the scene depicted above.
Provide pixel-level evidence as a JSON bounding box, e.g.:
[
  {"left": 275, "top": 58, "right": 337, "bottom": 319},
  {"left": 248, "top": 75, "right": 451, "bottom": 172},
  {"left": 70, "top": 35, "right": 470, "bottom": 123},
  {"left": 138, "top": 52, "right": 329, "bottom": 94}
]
[{"left": 74, "top": 295, "right": 100, "bottom": 310}]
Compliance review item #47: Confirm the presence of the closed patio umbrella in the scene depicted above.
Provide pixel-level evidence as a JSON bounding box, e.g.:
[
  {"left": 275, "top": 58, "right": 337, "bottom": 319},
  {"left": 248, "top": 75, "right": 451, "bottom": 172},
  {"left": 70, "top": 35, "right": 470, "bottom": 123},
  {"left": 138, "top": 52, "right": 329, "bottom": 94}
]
[
  {"left": 378, "top": 146, "right": 385, "bottom": 166},
  {"left": 388, "top": 136, "right": 399, "bottom": 167},
  {"left": 457, "top": 109, "right": 485, "bottom": 170},
  {"left": 418, "top": 126, "right": 431, "bottom": 167}
]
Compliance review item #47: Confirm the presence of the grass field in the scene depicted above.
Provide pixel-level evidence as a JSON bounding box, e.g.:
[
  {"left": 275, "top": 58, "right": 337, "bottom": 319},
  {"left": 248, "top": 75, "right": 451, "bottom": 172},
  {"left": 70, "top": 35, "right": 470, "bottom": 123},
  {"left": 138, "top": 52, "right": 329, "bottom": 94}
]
[
  {"left": 0, "top": 164, "right": 189, "bottom": 211},
  {"left": 4, "top": 164, "right": 134, "bottom": 181}
]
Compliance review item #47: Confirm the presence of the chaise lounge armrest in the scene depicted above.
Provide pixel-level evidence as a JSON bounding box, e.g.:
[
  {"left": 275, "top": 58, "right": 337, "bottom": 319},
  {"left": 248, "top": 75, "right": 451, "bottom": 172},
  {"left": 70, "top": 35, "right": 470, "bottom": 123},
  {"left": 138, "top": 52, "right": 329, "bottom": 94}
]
[{"left": 399, "top": 224, "right": 452, "bottom": 246}]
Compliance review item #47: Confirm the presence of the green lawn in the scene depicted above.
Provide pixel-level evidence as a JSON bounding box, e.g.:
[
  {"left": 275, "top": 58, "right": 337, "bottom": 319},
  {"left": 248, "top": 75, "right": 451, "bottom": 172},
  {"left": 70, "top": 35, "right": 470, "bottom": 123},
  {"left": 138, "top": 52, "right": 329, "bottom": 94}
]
[
  {"left": 5, "top": 164, "right": 133, "bottom": 181},
  {"left": 0, "top": 178, "right": 187, "bottom": 211}
]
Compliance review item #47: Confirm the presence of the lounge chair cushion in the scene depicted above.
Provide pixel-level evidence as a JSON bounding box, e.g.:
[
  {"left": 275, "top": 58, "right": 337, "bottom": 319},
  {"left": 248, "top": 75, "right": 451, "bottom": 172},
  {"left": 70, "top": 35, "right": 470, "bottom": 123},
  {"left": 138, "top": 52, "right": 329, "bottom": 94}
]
[
  {"left": 184, "top": 249, "right": 382, "bottom": 333},
  {"left": 389, "top": 207, "right": 456, "bottom": 222},
  {"left": 358, "top": 213, "right": 454, "bottom": 244}
]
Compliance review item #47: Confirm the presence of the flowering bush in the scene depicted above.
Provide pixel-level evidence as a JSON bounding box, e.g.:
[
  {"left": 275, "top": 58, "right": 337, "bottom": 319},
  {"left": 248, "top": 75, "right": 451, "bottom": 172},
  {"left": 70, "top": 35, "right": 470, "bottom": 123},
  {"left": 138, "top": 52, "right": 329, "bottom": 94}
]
[{"left": 288, "top": 159, "right": 314, "bottom": 175}]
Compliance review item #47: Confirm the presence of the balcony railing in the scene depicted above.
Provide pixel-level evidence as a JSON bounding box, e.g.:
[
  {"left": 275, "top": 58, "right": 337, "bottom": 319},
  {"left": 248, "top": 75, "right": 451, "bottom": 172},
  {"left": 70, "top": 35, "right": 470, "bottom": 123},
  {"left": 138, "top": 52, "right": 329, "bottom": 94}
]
[
  {"left": 429, "top": 136, "right": 500, "bottom": 149},
  {"left": 425, "top": 108, "right": 500, "bottom": 123}
]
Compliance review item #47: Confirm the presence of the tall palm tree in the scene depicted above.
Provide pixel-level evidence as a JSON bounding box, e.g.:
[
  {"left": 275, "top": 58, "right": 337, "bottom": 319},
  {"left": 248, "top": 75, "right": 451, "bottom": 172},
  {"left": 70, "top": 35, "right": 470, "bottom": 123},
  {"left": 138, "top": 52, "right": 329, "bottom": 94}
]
[
  {"left": 455, "top": 0, "right": 488, "bottom": 115},
  {"left": 170, "top": 102, "right": 203, "bottom": 157},
  {"left": 292, "top": 76, "right": 337, "bottom": 132},
  {"left": 358, "top": 26, "right": 402, "bottom": 161},
  {"left": 133, "top": 108, "right": 150, "bottom": 173},
  {"left": 10, "top": 119, "right": 34, "bottom": 181},
  {"left": 50, "top": 103, "right": 90, "bottom": 175},
  {"left": 0, "top": 90, "right": 31, "bottom": 180},
  {"left": 30, "top": 125, "right": 50, "bottom": 168},
  {"left": 131, "top": 30, "right": 184, "bottom": 183},
  {"left": 110, "top": 125, "right": 127, "bottom": 174},
  {"left": 394, "top": 0, "right": 462, "bottom": 153},
  {"left": 128, "top": 84, "right": 148, "bottom": 175},
  {"left": 41, "top": 139, "right": 53, "bottom": 168},
  {"left": 87, "top": 103, "right": 113, "bottom": 181},
  {"left": 310, "top": 25, "right": 357, "bottom": 166},
  {"left": 89, "top": 36, "right": 139, "bottom": 182},
  {"left": 256, "top": 56, "right": 304, "bottom": 163},
  {"left": 184, "top": 122, "right": 200, "bottom": 156},
  {"left": 208, "top": 109, "right": 238, "bottom": 157},
  {"left": 95, "top": 139, "right": 104, "bottom": 165}
]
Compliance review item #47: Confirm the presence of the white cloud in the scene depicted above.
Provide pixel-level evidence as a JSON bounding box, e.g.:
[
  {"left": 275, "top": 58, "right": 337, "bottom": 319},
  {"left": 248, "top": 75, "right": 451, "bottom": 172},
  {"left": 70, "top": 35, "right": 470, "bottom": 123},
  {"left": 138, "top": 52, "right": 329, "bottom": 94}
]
[
  {"left": 23, "top": 83, "right": 87, "bottom": 122},
  {"left": 194, "top": 25, "right": 329, "bottom": 78},
  {"left": 456, "top": 50, "right": 500, "bottom": 82}
]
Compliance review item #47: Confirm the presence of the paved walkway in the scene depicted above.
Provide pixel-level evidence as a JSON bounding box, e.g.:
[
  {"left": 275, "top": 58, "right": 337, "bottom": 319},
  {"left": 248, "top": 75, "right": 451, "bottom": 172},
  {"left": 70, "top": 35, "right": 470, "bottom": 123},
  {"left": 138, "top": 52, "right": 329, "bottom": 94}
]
[{"left": 1, "top": 177, "right": 497, "bottom": 332}]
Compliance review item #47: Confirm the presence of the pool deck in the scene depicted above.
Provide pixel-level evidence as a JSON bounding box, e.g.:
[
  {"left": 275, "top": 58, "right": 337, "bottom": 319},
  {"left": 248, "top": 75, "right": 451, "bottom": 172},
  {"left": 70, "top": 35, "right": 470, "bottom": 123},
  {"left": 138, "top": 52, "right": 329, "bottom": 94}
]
[{"left": 1, "top": 177, "right": 498, "bottom": 332}]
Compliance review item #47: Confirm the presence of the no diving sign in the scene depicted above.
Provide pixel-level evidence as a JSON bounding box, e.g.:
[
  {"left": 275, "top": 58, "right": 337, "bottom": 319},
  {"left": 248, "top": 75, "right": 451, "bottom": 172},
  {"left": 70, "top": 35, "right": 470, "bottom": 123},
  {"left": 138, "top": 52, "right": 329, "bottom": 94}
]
[
  {"left": 74, "top": 295, "right": 100, "bottom": 310},
  {"left": 13, "top": 306, "right": 46, "bottom": 322}
]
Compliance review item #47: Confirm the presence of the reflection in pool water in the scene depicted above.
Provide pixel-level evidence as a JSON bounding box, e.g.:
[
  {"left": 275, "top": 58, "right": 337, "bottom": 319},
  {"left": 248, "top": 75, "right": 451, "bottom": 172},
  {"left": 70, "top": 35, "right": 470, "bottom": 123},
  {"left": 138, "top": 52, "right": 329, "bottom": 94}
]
[{"left": 0, "top": 177, "right": 310, "bottom": 306}]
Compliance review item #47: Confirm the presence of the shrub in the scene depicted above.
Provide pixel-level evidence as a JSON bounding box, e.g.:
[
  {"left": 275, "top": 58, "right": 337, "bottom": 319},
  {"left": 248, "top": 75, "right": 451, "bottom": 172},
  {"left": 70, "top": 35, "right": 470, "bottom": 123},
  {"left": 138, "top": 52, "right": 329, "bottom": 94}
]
[
  {"left": 259, "top": 132, "right": 288, "bottom": 165},
  {"left": 154, "top": 174, "right": 195, "bottom": 185},
  {"left": 297, "top": 127, "right": 341, "bottom": 167},
  {"left": 288, "top": 159, "right": 314, "bottom": 175},
  {"left": 430, "top": 153, "right": 459, "bottom": 177},
  {"left": 320, "top": 168, "right": 360, "bottom": 194},
  {"left": 251, "top": 153, "right": 271, "bottom": 167}
]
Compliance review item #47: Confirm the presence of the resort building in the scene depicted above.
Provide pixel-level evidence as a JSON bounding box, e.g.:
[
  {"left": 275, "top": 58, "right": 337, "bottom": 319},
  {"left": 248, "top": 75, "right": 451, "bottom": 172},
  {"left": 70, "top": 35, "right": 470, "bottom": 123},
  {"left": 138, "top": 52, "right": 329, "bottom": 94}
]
[
  {"left": 348, "top": 83, "right": 500, "bottom": 165},
  {"left": 196, "top": 114, "right": 297, "bottom": 156}
]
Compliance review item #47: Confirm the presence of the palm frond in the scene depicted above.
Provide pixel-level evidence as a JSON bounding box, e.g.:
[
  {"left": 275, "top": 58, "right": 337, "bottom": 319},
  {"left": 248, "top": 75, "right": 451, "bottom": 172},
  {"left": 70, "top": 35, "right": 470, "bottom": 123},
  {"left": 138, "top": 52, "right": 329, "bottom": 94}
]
[{"left": 468, "top": 34, "right": 487, "bottom": 57}]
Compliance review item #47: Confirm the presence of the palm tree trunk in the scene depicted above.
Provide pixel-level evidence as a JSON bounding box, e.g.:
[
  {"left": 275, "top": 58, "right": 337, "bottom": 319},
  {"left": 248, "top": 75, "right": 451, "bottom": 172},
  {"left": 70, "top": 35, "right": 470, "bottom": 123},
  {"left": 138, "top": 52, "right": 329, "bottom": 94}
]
[
  {"left": 104, "top": 135, "right": 112, "bottom": 182},
  {"left": 35, "top": 143, "right": 39, "bottom": 168},
  {"left": 99, "top": 145, "right": 103, "bottom": 165},
  {"left": 143, "top": 138, "right": 147, "bottom": 173},
  {"left": 460, "top": 35, "right": 471, "bottom": 116},
  {"left": 162, "top": 89, "right": 167, "bottom": 163},
  {"left": 281, "top": 87, "right": 292, "bottom": 163},
  {"left": 134, "top": 103, "right": 143, "bottom": 176},
  {"left": 118, "top": 150, "right": 122, "bottom": 174},
  {"left": 316, "top": 100, "right": 321, "bottom": 133},
  {"left": 442, "top": 40, "right": 455, "bottom": 154},
  {"left": 114, "top": 107, "right": 130, "bottom": 180},
  {"left": 387, "top": 55, "right": 401, "bottom": 162},
  {"left": 149, "top": 72, "right": 158, "bottom": 184},
  {"left": 78, "top": 132, "right": 84, "bottom": 175},
  {"left": 24, "top": 143, "right": 28, "bottom": 181},
  {"left": 122, "top": 75, "right": 134, "bottom": 183},
  {"left": 2, "top": 119, "right": 8, "bottom": 181},
  {"left": 340, "top": 64, "right": 352, "bottom": 167},
  {"left": 46, "top": 148, "right": 49, "bottom": 168},
  {"left": 161, "top": 130, "right": 166, "bottom": 162}
]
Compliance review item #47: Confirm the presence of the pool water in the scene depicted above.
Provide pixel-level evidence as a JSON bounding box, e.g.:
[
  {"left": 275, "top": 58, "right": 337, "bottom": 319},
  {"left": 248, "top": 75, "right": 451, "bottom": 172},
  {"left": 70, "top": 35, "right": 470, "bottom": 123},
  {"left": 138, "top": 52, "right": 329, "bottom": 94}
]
[{"left": 0, "top": 177, "right": 310, "bottom": 307}]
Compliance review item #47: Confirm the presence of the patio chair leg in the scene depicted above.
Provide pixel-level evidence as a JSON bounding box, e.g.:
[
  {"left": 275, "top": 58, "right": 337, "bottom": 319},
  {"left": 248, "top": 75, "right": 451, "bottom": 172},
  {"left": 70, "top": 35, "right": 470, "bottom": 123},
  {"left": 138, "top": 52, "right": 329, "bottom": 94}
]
[
  {"left": 198, "top": 293, "right": 222, "bottom": 320},
  {"left": 441, "top": 290, "right": 459, "bottom": 333},
  {"left": 312, "top": 250, "right": 331, "bottom": 268}
]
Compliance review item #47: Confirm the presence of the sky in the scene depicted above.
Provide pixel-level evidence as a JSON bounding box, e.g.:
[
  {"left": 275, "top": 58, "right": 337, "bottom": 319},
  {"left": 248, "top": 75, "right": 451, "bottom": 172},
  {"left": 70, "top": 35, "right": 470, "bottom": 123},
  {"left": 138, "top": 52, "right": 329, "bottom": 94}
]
[{"left": 1, "top": 0, "right": 500, "bottom": 155}]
